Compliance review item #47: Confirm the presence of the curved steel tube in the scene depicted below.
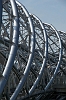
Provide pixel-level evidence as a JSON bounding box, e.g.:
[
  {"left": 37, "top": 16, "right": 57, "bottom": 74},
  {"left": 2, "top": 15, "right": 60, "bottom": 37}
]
[
  {"left": 10, "top": 1, "right": 35, "bottom": 100},
  {"left": 36, "top": 23, "right": 62, "bottom": 100},
  {"left": 0, "top": 0, "right": 63, "bottom": 99},
  {"left": 0, "top": 0, "right": 19, "bottom": 95},
  {"left": 44, "top": 23, "right": 62, "bottom": 91},
  {"left": 28, "top": 14, "right": 48, "bottom": 95}
]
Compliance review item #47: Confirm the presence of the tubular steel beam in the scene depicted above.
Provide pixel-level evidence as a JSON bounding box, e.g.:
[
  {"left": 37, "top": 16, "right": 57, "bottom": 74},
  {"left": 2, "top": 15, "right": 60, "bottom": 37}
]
[
  {"left": 28, "top": 14, "right": 48, "bottom": 95},
  {"left": 10, "top": 1, "right": 35, "bottom": 100},
  {"left": 36, "top": 23, "right": 62, "bottom": 100},
  {"left": 0, "top": 0, "right": 65, "bottom": 99},
  {"left": 44, "top": 24, "right": 62, "bottom": 91},
  {"left": 13, "top": 13, "right": 48, "bottom": 99},
  {"left": 14, "top": 13, "right": 48, "bottom": 100},
  {"left": 0, "top": 0, "right": 19, "bottom": 95}
]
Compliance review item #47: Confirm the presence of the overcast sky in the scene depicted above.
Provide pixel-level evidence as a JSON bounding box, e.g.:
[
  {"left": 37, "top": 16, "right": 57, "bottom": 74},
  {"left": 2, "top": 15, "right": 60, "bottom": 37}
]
[{"left": 18, "top": 0, "right": 66, "bottom": 32}]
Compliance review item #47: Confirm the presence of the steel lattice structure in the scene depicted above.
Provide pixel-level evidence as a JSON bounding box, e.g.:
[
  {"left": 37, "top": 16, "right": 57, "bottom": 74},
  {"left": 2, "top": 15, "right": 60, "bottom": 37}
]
[{"left": 0, "top": 0, "right": 66, "bottom": 100}]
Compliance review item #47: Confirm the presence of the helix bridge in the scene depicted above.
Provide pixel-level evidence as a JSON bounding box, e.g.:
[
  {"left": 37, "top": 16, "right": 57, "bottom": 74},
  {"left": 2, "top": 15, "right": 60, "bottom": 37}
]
[{"left": 0, "top": 0, "right": 66, "bottom": 100}]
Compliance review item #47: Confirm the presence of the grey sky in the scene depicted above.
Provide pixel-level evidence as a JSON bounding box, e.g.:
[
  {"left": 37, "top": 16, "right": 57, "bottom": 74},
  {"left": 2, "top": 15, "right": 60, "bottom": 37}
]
[{"left": 18, "top": 0, "right": 66, "bottom": 32}]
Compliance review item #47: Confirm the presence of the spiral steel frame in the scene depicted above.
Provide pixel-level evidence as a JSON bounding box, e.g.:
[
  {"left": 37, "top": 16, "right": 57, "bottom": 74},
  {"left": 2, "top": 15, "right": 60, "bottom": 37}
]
[
  {"left": 19, "top": 14, "right": 48, "bottom": 98},
  {"left": 0, "top": 0, "right": 19, "bottom": 95},
  {"left": 28, "top": 14, "right": 47, "bottom": 95},
  {"left": 53, "top": 31, "right": 66, "bottom": 86},
  {"left": 0, "top": 0, "right": 66, "bottom": 100},
  {"left": 0, "top": 1, "right": 34, "bottom": 99},
  {"left": 10, "top": 12, "right": 47, "bottom": 100},
  {"left": 10, "top": 1, "right": 35, "bottom": 100},
  {"left": 35, "top": 24, "right": 62, "bottom": 100},
  {"left": 44, "top": 23, "right": 62, "bottom": 91},
  {"left": 0, "top": 1, "right": 35, "bottom": 99}
]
